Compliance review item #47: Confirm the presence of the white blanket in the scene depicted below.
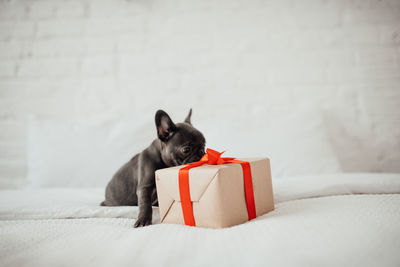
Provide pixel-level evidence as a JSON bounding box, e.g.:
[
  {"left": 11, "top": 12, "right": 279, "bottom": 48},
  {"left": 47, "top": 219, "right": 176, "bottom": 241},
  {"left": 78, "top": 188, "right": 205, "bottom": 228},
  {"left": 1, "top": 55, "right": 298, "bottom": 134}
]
[{"left": 1, "top": 173, "right": 400, "bottom": 267}]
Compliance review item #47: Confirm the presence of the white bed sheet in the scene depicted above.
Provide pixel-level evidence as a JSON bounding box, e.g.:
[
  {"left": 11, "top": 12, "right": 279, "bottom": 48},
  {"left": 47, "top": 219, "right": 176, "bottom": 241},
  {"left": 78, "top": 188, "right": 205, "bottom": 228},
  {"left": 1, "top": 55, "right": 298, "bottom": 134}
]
[{"left": 0, "top": 173, "right": 399, "bottom": 267}]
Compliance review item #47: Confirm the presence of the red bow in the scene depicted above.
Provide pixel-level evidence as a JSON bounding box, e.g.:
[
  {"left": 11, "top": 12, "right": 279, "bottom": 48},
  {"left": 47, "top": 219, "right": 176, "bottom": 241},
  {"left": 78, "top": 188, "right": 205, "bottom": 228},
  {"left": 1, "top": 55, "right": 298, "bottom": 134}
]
[{"left": 179, "top": 148, "right": 256, "bottom": 226}]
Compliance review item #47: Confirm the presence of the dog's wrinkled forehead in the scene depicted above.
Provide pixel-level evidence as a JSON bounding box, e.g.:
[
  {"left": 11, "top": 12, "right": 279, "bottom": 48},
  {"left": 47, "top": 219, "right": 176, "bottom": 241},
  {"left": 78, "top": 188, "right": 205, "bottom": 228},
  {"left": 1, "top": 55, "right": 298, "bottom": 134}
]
[{"left": 171, "top": 123, "right": 205, "bottom": 145}]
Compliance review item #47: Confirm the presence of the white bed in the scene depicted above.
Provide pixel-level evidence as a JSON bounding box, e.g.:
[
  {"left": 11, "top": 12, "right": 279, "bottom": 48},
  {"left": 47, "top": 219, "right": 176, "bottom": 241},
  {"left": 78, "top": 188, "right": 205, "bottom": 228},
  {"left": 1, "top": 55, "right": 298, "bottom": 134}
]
[{"left": 1, "top": 173, "right": 399, "bottom": 267}]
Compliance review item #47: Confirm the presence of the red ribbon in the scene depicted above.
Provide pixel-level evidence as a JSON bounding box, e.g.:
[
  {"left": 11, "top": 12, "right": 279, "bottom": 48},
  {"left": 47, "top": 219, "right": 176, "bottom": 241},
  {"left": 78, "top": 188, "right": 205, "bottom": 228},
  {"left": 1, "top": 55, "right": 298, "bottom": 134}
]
[{"left": 178, "top": 148, "right": 256, "bottom": 226}]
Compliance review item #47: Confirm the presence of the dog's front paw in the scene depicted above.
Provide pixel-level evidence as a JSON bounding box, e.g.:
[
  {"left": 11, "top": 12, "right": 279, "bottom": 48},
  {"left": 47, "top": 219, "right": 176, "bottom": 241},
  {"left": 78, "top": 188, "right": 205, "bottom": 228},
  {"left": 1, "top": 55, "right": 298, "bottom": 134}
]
[{"left": 134, "top": 214, "right": 152, "bottom": 228}]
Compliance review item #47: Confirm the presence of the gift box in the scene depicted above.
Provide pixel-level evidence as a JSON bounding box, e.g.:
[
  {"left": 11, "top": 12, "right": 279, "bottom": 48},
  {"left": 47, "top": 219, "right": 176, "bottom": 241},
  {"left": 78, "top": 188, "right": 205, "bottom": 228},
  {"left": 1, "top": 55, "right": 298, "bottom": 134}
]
[{"left": 155, "top": 149, "right": 274, "bottom": 228}]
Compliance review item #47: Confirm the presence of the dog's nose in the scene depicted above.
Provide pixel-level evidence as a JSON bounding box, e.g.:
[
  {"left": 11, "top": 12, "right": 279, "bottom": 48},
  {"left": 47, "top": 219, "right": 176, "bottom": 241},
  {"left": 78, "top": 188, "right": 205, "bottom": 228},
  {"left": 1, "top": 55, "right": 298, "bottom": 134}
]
[
  {"left": 190, "top": 154, "right": 202, "bottom": 163},
  {"left": 197, "top": 152, "right": 205, "bottom": 160},
  {"left": 199, "top": 149, "right": 205, "bottom": 157}
]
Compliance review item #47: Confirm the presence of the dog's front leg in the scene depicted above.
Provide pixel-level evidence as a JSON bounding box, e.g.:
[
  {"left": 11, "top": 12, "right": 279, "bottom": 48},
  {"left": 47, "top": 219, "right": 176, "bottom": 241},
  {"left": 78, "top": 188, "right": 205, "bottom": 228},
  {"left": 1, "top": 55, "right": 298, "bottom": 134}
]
[
  {"left": 134, "top": 164, "right": 155, "bottom": 227},
  {"left": 134, "top": 183, "right": 153, "bottom": 227}
]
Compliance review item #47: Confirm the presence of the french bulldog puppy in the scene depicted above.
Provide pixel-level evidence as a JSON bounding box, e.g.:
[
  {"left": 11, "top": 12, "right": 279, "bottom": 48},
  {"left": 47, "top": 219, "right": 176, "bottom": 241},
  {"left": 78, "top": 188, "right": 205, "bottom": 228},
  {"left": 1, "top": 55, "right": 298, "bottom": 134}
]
[{"left": 101, "top": 109, "right": 206, "bottom": 227}]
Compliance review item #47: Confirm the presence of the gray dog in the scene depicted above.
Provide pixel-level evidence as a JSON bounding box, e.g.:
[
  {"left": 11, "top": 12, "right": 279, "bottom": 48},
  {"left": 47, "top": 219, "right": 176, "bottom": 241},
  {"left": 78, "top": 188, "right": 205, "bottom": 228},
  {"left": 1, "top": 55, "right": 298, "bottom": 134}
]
[{"left": 101, "top": 109, "right": 206, "bottom": 227}]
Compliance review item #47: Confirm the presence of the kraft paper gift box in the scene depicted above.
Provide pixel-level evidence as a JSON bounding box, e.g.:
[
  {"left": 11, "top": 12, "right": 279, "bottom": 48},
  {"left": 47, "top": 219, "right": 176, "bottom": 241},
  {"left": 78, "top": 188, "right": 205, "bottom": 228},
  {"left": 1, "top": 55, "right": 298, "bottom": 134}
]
[{"left": 155, "top": 155, "right": 274, "bottom": 228}]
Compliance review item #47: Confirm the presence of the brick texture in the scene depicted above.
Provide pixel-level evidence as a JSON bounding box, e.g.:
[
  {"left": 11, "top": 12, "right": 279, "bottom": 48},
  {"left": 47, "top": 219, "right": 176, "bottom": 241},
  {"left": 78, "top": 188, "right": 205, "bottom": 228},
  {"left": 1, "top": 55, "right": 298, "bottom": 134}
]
[{"left": 0, "top": 0, "right": 399, "bottom": 188}]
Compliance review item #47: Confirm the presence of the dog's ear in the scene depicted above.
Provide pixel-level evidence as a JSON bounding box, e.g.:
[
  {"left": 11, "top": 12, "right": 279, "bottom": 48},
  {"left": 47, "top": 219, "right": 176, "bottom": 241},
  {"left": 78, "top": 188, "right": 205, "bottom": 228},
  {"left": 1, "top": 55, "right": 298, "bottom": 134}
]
[
  {"left": 184, "top": 108, "right": 192, "bottom": 125},
  {"left": 155, "top": 110, "right": 177, "bottom": 142}
]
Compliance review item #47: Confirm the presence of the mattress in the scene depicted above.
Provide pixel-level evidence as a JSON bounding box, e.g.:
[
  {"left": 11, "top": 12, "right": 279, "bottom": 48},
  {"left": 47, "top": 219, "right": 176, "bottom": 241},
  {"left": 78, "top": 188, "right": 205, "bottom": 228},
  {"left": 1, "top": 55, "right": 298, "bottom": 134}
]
[{"left": 1, "top": 173, "right": 399, "bottom": 267}]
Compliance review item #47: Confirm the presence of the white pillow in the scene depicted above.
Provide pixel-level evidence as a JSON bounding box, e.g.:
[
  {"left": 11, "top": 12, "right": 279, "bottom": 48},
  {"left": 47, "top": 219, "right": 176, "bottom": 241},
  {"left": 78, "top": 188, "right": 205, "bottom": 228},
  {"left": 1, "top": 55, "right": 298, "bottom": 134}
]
[
  {"left": 27, "top": 114, "right": 155, "bottom": 188},
  {"left": 196, "top": 110, "right": 342, "bottom": 178},
  {"left": 27, "top": 109, "right": 341, "bottom": 188}
]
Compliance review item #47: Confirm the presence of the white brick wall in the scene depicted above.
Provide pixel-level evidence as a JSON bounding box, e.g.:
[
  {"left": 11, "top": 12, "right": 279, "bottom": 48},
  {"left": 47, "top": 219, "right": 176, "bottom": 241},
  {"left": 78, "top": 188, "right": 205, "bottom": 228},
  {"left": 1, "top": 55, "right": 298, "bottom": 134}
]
[{"left": 0, "top": 0, "right": 399, "bottom": 188}]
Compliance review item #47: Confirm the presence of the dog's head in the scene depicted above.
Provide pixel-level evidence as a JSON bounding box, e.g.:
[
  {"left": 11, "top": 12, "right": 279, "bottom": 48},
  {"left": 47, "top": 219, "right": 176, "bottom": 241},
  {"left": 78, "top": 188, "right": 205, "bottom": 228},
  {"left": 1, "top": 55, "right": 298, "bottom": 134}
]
[{"left": 155, "top": 109, "right": 206, "bottom": 167}]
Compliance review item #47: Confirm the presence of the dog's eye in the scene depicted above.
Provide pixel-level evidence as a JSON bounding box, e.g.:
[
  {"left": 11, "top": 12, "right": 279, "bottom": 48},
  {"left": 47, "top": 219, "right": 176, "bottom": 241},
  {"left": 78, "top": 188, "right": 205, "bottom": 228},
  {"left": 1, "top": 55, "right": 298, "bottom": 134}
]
[{"left": 182, "top": 146, "right": 191, "bottom": 154}]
